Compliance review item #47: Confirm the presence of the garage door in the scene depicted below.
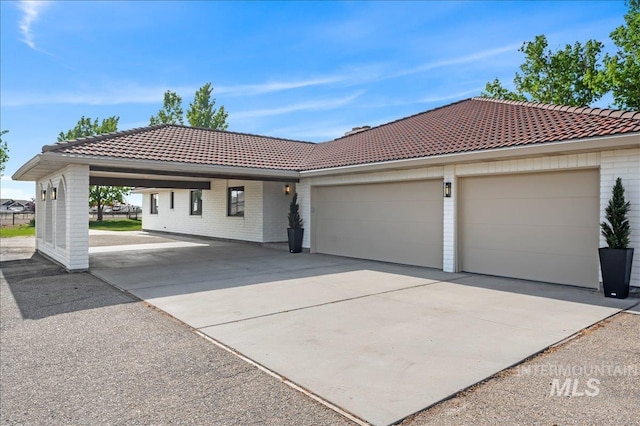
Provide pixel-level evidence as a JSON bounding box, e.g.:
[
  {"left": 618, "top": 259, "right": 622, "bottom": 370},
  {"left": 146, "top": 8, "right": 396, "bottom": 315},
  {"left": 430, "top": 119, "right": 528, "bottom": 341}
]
[
  {"left": 460, "top": 169, "right": 599, "bottom": 287},
  {"left": 313, "top": 180, "right": 443, "bottom": 268}
]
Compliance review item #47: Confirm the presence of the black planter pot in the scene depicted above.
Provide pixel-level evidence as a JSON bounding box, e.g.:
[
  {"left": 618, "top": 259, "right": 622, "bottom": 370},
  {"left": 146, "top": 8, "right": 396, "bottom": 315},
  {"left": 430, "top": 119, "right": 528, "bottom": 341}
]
[
  {"left": 599, "top": 248, "right": 634, "bottom": 299},
  {"left": 287, "top": 228, "right": 304, "bottom": 253}
]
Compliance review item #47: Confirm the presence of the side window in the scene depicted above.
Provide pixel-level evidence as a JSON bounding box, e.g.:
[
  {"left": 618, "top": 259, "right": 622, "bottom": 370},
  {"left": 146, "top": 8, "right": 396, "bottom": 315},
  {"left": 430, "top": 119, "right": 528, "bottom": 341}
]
[
  {"left": 190, "top": 190, "right": 202, "bottom": 216},
  {"left": 150, "top": 193, "right": 158, "bottom": 214},
  {"left": 227, "top": 186, "right": 244, "bottom": 217},
  {"left": 170, "top": 191, "right": 175, "bottom": 210}
]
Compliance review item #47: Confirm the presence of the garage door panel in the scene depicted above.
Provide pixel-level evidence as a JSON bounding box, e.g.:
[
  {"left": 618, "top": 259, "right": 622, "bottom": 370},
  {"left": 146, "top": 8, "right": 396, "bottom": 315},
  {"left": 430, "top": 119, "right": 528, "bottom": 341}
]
[
  {"left": 463, "top": 223, "right": 597, "bottom": 257},
  {"left": 315, "top": 180, "right": 443, "bottom": 268},
  {"left": 463, "top": 248, "right": 598, "bottom": 286},
  {"left": 461, "top": 170, "right": 599, "bottom": 288},
  {"left": 465, "top": 197, "right": 599, "bottom": 227}
]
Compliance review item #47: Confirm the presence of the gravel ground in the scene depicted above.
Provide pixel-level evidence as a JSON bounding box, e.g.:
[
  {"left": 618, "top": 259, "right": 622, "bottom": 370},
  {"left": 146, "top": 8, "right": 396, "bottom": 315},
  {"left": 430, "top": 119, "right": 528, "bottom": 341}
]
[
  {"left": 0, "top": 239, "right": 353, "bottom": 425},
  {"left": 401, "top": 312, "right": 640, "bottom": 425}
]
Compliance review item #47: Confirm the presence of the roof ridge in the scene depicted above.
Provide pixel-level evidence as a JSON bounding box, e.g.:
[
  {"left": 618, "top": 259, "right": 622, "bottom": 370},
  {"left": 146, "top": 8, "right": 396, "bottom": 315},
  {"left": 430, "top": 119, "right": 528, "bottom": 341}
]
[
  {"left": 323, "top": 97, "right": 474, "bottom": 145},
  {"left": 162, "top": 123, "right": 316, "bottom": 145},
  {"left": 42, "top": 124, "right": 169, "bottom": 153},
  {"left": 472, "top": 96, "right": 640, "bottom": 120}
]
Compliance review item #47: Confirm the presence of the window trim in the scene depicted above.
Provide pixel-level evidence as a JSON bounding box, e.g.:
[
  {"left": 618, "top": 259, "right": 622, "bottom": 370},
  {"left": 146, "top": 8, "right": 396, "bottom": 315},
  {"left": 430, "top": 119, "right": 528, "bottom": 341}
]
[
  {"left": 190, "top": 189, "right": 202, "bottom": 216},
  {"left": 227, "top": 186, "right": 245, "bottom": 217},
  {"left": 150, "top": 193, "right": 158, "bottom": 215}
]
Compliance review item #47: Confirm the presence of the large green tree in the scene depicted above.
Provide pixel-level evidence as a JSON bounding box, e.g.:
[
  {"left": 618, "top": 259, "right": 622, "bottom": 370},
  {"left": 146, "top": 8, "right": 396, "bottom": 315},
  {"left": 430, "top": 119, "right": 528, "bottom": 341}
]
[
  {"left": 604, "top": 0, "right": 639, "bottom": 110},
  {"left": 186, "top": 82, "right": 229, "bottom": 130},
  {"left": 149, "top": 90, "right": 184, "bottom": 125},
  {"left": 0, "top": 130, "right": 8, "bottom": 177},
  {"left": 58, "top": 116, "right": 130, "bottom": 221},
  {"left": 482, "top": 35, "right": 607, "bottom": 106}
]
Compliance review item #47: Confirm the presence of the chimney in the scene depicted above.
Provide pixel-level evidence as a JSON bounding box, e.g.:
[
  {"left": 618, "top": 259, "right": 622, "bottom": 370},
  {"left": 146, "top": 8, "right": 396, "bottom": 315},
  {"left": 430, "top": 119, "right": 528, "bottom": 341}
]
[{"left": 344, "top": 125, "right": 371, "bottom": 136}]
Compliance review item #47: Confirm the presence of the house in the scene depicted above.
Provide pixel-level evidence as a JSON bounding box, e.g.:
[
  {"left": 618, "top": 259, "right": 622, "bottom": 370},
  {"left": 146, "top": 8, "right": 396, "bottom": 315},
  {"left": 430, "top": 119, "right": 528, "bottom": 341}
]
[
  {"left": 0, "top": 199, "right": 30, "bottom": 212},
  {"left": 11, "top": 97, "right": 640, "bottom": 289}
]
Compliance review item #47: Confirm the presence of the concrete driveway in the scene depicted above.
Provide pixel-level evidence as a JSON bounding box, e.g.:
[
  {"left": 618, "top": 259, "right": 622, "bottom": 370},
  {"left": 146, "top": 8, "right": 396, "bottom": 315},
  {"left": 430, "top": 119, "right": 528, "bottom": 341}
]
[{"left": 89, "top": 231, "right": 637, "bottom": 426}]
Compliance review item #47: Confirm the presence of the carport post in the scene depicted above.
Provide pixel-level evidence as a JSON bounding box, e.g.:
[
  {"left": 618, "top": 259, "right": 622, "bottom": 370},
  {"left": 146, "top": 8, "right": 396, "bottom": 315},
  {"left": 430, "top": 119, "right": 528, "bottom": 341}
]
[{"left": 64, "top": 165, "right": 90, "bottom": 271}]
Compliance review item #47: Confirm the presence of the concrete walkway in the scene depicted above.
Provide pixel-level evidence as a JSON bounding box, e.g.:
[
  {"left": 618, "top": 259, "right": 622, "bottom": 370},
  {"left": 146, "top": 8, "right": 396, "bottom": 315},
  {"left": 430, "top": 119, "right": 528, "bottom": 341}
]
[{"left": 89, "top": 231, "right": 637, "bottom": 426}]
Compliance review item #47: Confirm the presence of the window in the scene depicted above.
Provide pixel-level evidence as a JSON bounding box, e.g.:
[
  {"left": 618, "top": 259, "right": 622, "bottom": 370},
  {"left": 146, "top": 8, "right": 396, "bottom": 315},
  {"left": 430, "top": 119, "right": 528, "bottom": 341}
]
[
  {"left": 150, "top": 193, "right": 158, "bottom": 214},
  {"left": 190, "top": 190, "right": 202, "bottom": 216},
  {"left": 227, "top": 186, "right": 244, "bottom": 217},
  {"left": 170, "top": 191, "right": 175, "bottom": 210}
]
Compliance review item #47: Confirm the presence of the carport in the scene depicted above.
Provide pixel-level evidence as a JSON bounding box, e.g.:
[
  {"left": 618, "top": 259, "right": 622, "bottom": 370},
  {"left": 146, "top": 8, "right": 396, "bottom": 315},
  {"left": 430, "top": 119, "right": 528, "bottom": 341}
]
[{"left": 89, "top": 231, "right": 636, "bottom": 426}]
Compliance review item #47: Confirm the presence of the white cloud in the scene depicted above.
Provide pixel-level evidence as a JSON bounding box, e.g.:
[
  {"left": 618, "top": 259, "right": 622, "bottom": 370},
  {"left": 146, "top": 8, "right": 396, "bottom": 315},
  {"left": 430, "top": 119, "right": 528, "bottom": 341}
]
[
  {"left": 217, "top": 76, "right": 345, "bottom": 96},
  {"left": 18, "top": 0, "right": 50, "bottom": 49},
  {"left": 393, "top": 43, "right": 522, "bottom": 78},
  {"left": 233, "top": 91, "right": 364, "bottom": 120}
]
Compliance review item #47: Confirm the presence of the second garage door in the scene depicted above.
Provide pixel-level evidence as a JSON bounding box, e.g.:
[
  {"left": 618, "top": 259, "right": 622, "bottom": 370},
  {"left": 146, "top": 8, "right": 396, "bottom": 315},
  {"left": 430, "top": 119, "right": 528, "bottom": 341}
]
[
  {"left": 313, "top": 180, "right": 443, "bottom": 268},
  {"left": 460, "top": 169, "right": 600, "bottom": 288}
]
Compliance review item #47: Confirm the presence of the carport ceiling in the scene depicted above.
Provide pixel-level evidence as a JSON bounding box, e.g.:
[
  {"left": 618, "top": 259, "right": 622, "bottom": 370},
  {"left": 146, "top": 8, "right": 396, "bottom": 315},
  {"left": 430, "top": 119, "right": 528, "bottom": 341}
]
[{"left": 89, "top": 165, "right": 299, "bottom": 189}]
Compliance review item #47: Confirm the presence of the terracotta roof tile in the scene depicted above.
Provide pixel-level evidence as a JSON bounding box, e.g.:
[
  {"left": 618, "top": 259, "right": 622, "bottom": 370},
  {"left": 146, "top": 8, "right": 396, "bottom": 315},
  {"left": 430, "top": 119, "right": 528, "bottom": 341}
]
[
  {"left": 300, "top": 97, "right": 640, "bottom": 170},
  {"left": 45, "top": 125, "right": 316, "bottom": 171},
  {"left": 44, "top": 98, "right": 640, "bottom": 172}
]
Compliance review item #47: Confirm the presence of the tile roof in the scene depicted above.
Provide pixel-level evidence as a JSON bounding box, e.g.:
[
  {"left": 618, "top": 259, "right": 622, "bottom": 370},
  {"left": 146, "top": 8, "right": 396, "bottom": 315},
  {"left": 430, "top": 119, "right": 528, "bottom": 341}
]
[
  {"left": 44, "top": 98, "right": 640, "bottom": 172},
  {"left": 44, "top": 125, "right": 316, "bottom": 171},
  {"left": 301, "top": 97, "right": 640, "bottom": 170}
]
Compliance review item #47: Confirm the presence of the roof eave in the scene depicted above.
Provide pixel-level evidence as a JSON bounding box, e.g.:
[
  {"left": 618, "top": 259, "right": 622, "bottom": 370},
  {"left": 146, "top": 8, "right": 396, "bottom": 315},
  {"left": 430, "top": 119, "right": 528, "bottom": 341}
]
[
  {"left": 300, "top": 132, "right": 640, "bottom": 177},
  {"left": 12, "top": 152, "right": 301, "bottom": 182}
]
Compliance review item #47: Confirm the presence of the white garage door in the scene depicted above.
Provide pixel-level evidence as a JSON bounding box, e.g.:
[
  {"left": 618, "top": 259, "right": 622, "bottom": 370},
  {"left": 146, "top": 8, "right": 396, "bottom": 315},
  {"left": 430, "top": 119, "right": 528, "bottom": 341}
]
[
  {"left": 313, "top": 180, "right": 443, "bottom": 268},
  {"left": 460, "top": 169, "right": 600, "bottom": 288}
]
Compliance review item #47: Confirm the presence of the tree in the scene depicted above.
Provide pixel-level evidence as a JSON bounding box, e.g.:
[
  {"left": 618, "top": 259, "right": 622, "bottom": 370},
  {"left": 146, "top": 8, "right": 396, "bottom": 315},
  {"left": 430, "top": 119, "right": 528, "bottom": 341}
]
[
  {"left": 186, "top": 82, "right": 229, "bottom": 130},
  {"left": 59, "top": 116, "right": 130, "bottom": 221},
  {"left": 601, "top": 177, "right": 631, "bottom": 249},
  {"left": 58, "top": 116, "right": 119, "bottom": 141},
  {"left": 480, "top": 78, "right": 526, "bottom": 101},
  {"left": 604, "top": 0, "right": 640, "bottom": 110},
  {"left": 150, "top": 90, "right": 184, "bottom": 125},
  {"left": 0, "top": 130, "right": 8, "bottom": 177},
  {"left": 483, "top": 35, "right": 607, "bottom": 106}
]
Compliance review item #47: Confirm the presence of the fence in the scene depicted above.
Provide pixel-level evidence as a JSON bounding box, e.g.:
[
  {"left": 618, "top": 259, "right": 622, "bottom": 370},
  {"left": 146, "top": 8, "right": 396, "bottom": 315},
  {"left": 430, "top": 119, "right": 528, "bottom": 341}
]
[{"left": 0, "top": 212, "right": 35, "bottom": 227}]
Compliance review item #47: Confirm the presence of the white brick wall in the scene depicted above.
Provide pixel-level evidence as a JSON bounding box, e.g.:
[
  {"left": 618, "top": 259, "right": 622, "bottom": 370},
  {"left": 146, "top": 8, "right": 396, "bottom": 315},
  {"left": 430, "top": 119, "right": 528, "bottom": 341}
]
[
  {"left": 600, "top": 148, "right": 640, "bottom": 288},
  {"left": 141, "top": 179, "right": 290, "bottom": 244},
  {"left": 297, "top": 179, "right": 312, "bottom": 249},
  {"left": 35, "top": 165, "right": 89, "bottom": 271},
  {"left": 442, "top": 165, "right": 456, "bottom": 272}
]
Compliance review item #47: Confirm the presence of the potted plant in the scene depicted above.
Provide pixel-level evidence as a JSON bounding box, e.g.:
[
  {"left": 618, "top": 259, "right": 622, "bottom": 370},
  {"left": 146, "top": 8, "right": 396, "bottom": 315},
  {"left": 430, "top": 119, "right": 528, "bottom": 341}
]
[
  {"left": 287, "top": 193, "right": 304, "bottom": 253},
  {"left": 599, "top": 177, "right": 634, "bottom": 299}
]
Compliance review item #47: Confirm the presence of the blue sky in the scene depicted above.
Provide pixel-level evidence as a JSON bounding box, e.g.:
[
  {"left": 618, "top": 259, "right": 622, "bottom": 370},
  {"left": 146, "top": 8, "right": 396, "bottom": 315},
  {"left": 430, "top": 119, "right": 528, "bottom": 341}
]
[{"left": 0, "top": 0, "right": 628, "bottom": 203}]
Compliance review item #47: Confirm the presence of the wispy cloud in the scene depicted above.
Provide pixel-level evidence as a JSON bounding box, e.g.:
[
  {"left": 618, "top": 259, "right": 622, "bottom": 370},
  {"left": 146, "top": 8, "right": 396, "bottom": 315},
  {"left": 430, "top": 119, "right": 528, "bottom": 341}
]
[
  {"left": 18, "top": 0, "right": 50, "bottom": 49},
  {"left": 1, "top": 83, "right": 198, "bottom": 107},
  {"left": 233, "top": 91, "right": 364, "bottom": 119},
  {"left": 393, "top": 43, "right": 522, "bottom": 78},
  {"left": 217, "top": 76, "right": 345, "bottom": 96}
]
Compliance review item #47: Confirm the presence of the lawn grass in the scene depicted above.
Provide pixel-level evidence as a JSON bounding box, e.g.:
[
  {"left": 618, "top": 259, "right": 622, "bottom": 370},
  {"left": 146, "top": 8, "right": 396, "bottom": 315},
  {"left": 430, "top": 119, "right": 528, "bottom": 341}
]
[
  {"left": 1, "top": 219, "right": 142, "bottom": 238},
  {"left": 89, "top": 219, "right": 142, "bottom": 231},
  {"left": 0, "top": 225, "right": 36, "bottom": 238}
]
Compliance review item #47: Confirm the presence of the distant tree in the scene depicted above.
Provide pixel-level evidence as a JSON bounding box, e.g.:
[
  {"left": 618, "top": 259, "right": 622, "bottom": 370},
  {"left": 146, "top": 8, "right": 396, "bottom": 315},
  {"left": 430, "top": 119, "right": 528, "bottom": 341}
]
[
  {"left": 483, "top": 35, "right": 607, "bottom": 106},
  {"left": 0, "top": 130, "right": 8, "bottom": 176},
  {"left": 59, "top": 116, "right": 129, "bottom": 221},
  {"left": 58, "top": 116, "right": 119, "bottom": 141},
  {"left": 186, "top": 82, "right": 229, "bottom": 130},
  {"left": 480, "top": 78, "right": 526, "bottom": 101},
  {"left": 604, "top": 0, "right": 640, "bottom": 110},
  {"left": 150, "top": 90, "right": 184, "bottom": 125}
]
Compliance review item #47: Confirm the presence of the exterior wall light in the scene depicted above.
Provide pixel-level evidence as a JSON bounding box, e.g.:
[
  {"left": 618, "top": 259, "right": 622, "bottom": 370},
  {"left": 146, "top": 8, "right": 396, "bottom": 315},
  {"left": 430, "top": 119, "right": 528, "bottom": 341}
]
[
  {"left": 51, "top": 188, "right": 57, "bottom": 200},
  {"left": 284, "top": 184, "right": 291, "bottom": 195},
  {"left": 41, "top": 190, "right": 47, "bottom": 201},
  {"left": 443, "top": 182, "right": 452, "bottom": 198}
]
